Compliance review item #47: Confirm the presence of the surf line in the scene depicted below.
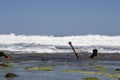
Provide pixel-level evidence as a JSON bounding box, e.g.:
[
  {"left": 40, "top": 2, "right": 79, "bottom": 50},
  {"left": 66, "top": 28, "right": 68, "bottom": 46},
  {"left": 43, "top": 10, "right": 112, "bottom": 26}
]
[{"left": 68, "top": 41, "right": 79, "bottom": 60}]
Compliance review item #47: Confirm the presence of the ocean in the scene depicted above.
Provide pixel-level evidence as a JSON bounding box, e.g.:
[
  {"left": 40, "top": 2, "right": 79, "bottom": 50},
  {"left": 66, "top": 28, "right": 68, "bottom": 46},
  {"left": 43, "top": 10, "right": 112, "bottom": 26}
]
[
  {"left": 0, "top": 33, "right": 120, "bottom": 54},
  {"left": 0, "top": 34, "right": 120, "bottom": 80}
]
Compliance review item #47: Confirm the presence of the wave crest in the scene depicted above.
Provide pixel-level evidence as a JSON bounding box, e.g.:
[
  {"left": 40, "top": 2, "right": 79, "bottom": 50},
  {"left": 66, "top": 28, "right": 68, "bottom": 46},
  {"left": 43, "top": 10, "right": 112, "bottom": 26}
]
[{"left": 0, "top": 33, "right": 120, "bottom": 53}]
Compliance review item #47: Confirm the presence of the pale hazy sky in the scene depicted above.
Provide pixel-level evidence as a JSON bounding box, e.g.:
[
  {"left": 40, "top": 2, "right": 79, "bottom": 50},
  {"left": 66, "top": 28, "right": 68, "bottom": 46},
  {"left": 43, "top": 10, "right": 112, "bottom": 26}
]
[{"left": 0, "top": 0, "right": 120, "bottom": 36}]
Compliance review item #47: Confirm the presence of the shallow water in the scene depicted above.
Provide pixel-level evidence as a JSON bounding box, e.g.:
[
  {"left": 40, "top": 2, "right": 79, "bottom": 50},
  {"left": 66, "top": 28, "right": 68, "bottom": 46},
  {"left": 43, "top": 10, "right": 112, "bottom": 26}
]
[{"left": 0, "top": 61, "right": 119, "bottom": 80}]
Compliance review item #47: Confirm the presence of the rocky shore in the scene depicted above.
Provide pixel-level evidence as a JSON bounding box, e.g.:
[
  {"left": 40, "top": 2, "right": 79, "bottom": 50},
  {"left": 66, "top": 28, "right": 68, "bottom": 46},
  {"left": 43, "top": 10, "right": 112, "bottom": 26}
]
[{"left": 11, "top": 52, "right": 120, "bottom": 62}]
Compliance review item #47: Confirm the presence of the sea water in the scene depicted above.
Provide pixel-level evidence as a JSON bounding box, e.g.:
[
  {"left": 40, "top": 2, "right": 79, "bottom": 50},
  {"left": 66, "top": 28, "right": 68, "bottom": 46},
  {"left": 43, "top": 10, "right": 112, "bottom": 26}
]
[
  {"left": 0, "top": 61, "right": 119, "bottom": 80},
  {"left": 0, "top": 33, "right": 120, "bottom": 80},
  {"left": 0, "top": 33, "right": 120, "bottom": 53}
]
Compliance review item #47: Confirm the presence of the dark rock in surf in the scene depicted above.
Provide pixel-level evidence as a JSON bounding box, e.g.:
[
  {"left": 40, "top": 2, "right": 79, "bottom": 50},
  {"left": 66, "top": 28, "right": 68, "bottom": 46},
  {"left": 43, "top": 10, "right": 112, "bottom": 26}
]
[
  {"left": 90, "top": 49, "right": 98, "bottom": 59},
  {"left": 115, "top": 68, "right": 120, "bottom": 71},
  {"left": 5, "top": 73, "right": 18, "bottom": 78}
]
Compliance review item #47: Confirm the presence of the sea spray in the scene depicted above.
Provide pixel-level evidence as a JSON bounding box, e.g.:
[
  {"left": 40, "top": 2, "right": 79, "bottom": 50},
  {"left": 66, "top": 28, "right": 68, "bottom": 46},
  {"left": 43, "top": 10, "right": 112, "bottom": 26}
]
[{"left": 0, "top": 33, "right": 120, "bottom": 53}]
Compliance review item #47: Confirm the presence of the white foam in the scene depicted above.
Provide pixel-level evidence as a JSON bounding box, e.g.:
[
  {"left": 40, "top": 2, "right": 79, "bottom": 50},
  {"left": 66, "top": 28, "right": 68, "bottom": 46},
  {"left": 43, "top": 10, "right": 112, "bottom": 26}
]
[{"left": 0, "top": 33, "right": 120, "bottom": 53}]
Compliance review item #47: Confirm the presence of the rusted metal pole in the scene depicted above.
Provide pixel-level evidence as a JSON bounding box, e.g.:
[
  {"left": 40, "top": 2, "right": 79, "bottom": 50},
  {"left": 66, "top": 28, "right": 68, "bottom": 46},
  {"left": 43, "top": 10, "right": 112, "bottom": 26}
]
[{"left": 68, "top": 41, "right": 79, "bottom": 60}]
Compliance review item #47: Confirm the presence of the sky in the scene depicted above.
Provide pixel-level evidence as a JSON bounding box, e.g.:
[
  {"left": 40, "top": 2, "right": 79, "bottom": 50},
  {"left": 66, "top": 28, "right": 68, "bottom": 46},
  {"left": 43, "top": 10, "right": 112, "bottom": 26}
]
[{"left": 0, "top": 0, "right": 120, "bottom": 36}]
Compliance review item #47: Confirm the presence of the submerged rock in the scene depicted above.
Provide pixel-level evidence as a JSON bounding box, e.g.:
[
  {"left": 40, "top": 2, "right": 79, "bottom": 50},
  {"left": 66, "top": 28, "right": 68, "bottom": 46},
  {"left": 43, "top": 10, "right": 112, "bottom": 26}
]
[
  {"left": 61, "top": 69, "right": 120, "bottom": 79},
  {"left": 82, "top": 77, "right": 100, "bottom": 80},
  {"left": 5, "top": 73, "right": 18, "bottom": 78},
  {"left": 25, "top": 66, "right": 54, "bottom": 71},
  {"left": 25, "top": 66, "right": 40, "bottom": 70},
  {"left": 94, "top": 66, "right": 107, "bottom": 71},
  {"left": 0, "top": 62, "right": 12, "bottom": 67}
]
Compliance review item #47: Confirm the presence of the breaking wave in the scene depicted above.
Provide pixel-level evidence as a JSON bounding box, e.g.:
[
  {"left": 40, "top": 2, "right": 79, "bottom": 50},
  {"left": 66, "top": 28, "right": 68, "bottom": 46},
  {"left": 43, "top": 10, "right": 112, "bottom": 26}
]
[{"left": 0, "top": 33, "right": 120, "bottom": 54}]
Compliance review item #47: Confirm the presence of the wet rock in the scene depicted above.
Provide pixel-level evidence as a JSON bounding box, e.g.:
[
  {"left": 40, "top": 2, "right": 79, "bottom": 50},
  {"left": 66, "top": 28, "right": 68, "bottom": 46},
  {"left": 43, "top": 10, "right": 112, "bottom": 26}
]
[
  {"left": 41, "top": 58, "right": 45, "bottom": 61},
  {"left": 115, "top": 68, "right": 120, "bottom": 71},
  {"left": 5, "top": 73, "right": 18, "bottom": 78}
]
